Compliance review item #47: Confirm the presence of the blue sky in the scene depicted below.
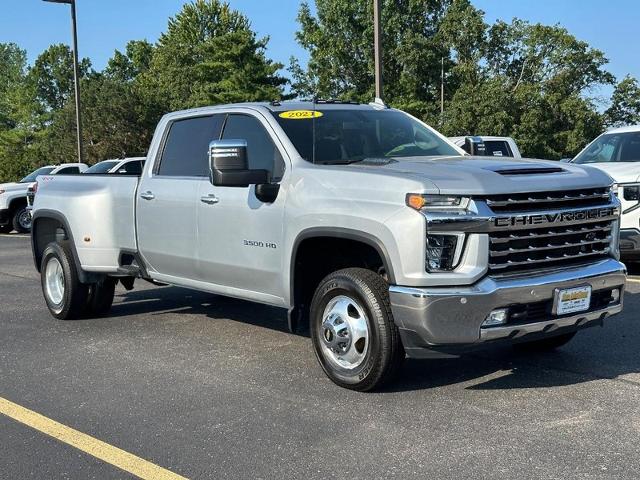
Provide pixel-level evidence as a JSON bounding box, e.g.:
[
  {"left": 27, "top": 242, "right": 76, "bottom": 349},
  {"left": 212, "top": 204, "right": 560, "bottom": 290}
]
[{"left": 2, "top": 0, "right": 638, "bottom": 102}]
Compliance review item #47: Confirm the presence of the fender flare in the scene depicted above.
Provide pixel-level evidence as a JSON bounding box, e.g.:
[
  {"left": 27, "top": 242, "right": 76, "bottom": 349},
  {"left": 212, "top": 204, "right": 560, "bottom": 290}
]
[
  {"left": 31, "top": 209, "right": 89, "bottom": 283},
  {"left": 289, "top": 226, "right": 397, "bottom": 304}
]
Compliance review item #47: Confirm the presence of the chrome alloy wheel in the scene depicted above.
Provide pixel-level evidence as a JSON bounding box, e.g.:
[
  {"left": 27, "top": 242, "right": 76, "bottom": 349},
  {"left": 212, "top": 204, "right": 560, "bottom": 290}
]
[
  {"left": 319, "top": 295, "right": 370, "bottom": 370},
  {"left": 18, "top": 210, "right": 31, "bottom": 230},
  {"left": 45, "top": 257, "right": 65, "bottom": 306}
]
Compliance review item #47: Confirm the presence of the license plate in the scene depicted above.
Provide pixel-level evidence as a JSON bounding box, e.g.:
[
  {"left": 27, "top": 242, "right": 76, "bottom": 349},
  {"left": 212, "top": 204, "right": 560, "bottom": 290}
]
[{"left": 554, "top": 286, "right": 591, "bottom": 315}]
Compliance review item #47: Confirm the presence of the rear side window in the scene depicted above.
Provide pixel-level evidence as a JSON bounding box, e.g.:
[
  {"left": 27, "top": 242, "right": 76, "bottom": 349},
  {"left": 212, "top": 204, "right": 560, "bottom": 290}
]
[
  {"left": 118, "top": 160, "right": 144, "bottom": 175},
  {"left": 85, "top": 161, "right": 118, "bottom": 174},
  {"left": 483, "top": 141, "right": 513, "bottom": 157},
  {"left": 57, "top": 166, "right": 81, "bottom": 174},
  {"left": 222, "top": 114, "right": 284, "bottom": 181},
  {"left": 158, "top": 115, "right": 224, "bottom": 176}
]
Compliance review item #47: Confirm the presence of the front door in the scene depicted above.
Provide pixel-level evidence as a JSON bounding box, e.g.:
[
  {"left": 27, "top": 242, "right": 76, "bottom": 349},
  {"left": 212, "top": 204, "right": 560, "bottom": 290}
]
[{"left": 197, "top": 112, "right": 288, "bottom": 304}]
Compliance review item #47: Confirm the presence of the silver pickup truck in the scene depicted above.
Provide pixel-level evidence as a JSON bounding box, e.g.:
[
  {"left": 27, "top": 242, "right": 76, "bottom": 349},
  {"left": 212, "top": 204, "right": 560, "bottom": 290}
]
[{"left": 31, "top": 101, "right": 626, "bottom": 391}]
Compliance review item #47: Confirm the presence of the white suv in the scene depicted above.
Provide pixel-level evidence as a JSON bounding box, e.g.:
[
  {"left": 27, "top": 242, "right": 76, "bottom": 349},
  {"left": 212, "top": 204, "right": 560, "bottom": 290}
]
[
  {"left": 570, "top": 125, "right": 640, "bottom": 263},
  {"left": 0, "top": 163, "right": 87, "bottom": 233}
]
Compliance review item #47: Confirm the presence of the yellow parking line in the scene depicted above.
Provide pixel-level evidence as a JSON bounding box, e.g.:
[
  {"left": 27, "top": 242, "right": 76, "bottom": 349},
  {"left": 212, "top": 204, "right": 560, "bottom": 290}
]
[{"left": 0, "top": 396, "right": 188, "bottom": 480}]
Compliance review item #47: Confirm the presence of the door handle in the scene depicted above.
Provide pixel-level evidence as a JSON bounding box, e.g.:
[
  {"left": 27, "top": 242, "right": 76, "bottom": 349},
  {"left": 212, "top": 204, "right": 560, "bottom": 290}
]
[
  {"left": 200, "top": 194, "right": 219, "bottom": 205},
  {"left": 140, "top": 191, "right": 155, "bottom": 200}
]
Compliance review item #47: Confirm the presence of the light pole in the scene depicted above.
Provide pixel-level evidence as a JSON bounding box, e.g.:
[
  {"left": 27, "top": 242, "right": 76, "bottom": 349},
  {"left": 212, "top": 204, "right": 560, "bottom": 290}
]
[
  {"left": 43, "top": 0, "right": 83, "bottom": 164},
  {"left": 373, "top": 0, "right": 383, "bottom": 101}
]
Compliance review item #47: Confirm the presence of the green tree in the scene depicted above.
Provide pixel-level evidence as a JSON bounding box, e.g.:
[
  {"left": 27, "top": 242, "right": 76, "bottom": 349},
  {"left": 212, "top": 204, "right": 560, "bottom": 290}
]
[
  {"left": 292, "top": 0, "right": 614, "bottom": 159},
  {"left": 105, "top": 40, "right": 154, "bottom": 82},
  {"left": 292, "top": 0, "right": 452, "bottom": 120},
  {"left": 0, "top": 43, "right": 41, "bottom": 182},
  {"left": 605, "top": 76, "right": 640, "bottom": 127},
  {"left": 142, "top": 0, "right": 287, "bottom": 111},
  {"left": 28, "top": 44, "right": 91, "bottom": 112}
]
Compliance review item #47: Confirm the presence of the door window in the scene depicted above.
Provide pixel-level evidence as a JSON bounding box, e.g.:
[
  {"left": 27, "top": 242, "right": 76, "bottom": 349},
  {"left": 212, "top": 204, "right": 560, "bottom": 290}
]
[
  {"left": 118, "top": 160, "right": 144, "bottom": 175},
  {"left": 222, "top": 114, "right": 284, "bottom": 181},
  {"left": 158, "top": 115, "right": 224, "bottom": 176},
  {"left": 483, "top": 141, "right": 513, "bottom": 157},
  {"left": 57, "top": 166, "right": 81, "bottom": 174}
]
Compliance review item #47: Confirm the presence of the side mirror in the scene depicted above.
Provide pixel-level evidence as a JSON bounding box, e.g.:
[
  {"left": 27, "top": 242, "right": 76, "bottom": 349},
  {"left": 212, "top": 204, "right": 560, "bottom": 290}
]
[
  {"left": 464, "top": 136, "right": 486, "bottom": 156},
  {"left": 209, "top": 139, "right": 269, "bottom": 187}
]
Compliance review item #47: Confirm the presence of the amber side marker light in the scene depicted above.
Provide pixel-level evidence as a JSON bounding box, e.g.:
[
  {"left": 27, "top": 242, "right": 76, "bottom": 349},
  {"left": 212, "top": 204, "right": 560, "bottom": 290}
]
[{"left": 406, "top": 194, "right": 426, "bottom": 210}]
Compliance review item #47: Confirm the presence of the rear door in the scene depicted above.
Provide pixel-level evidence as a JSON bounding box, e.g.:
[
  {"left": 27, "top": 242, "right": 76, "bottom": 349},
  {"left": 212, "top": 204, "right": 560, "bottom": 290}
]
[{"left": 137, "top": 114, "right": 224, "bottom": 280}]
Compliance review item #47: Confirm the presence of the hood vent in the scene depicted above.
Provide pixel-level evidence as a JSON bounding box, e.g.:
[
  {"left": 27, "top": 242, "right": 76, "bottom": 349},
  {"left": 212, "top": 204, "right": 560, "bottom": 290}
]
[{"left": 494, "top": 166, "right": 565, "bottom": 176}]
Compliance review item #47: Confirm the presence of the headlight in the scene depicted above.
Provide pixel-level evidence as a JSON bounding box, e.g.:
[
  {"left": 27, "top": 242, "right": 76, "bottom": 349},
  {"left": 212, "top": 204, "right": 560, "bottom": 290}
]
[
  {"left": 406, "top": 194, "right": 470, "bottom": 211},
  {"left": 623, "top": 185, "right": 640, "bottom": 201},
  {"left": 426, "top": 233, "right": 465, "bottom": 272}
]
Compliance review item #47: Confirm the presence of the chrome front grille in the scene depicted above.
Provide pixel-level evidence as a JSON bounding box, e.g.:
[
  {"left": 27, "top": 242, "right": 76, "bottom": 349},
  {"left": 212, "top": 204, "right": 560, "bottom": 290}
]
[
  {"left": 488, "top": 220, "right": 613, "bottom": 273},
  {"left": 485, "top": 187, "right": 611, "bottom": 212}
]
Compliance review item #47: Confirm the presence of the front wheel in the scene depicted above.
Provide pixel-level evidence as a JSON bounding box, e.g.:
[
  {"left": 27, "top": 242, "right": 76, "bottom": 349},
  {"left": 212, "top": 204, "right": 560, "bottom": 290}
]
[
  {"left": 12, "top": 206, "right": 31, "bottom": 233},
  {"left": 310, "top": 268, "right": 404, "bottom": 391},
  {"left": 41, "top": 242, "right": 88, "bottom": 320}
]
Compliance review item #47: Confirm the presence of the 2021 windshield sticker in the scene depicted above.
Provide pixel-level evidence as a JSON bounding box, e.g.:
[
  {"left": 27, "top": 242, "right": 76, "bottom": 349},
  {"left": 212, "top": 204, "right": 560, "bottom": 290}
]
[{"left": 278, "top": 110, "right": 323, "bottom": 120}]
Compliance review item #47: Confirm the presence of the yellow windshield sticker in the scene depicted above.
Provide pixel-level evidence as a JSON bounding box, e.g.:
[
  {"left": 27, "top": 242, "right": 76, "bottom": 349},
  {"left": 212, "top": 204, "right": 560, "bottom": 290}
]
[{"left": 279, "top": 110, "right": 324, "bottom": 120}]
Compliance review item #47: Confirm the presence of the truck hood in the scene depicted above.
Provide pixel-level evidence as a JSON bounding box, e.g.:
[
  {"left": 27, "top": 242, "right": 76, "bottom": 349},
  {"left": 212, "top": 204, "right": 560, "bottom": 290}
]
[
  {"left": 0, "top": 182, "right": 27, "bottom": 193},
  {"left": 350, "top": 156, "right": 614, "bottom": 195},
  {"left": 573, "top": 162, "right": 640, "bottom": 184}
]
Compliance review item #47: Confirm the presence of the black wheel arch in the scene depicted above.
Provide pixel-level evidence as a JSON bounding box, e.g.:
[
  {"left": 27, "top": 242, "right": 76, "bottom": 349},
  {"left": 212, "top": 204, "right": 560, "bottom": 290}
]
[
  {"left": 288, "top": 227, "right": 396, "bottom": 332},
  {"left": 31, "top": 209, "right": 90, "bottom": 283}
]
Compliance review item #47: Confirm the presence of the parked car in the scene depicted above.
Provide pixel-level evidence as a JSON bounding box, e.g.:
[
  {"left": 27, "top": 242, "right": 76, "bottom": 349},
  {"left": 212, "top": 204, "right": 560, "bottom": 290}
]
[
  {"left": 31, "top": 101, "right": 625, "bottom": 391},
  {"left": 449, "top": 136, "right": 522, "bottom": 159},
  {"left": 569, "top": 125, "right": 640, "bottom": 263},
  {"left": 26, "top": 158, "right": 145, "bottom": 213},
  {"left": 83, "top": 157, "right": 146, "bottom": 175},
  {"left": 0, "top": 163, "right": 87, "bottom": 233}
]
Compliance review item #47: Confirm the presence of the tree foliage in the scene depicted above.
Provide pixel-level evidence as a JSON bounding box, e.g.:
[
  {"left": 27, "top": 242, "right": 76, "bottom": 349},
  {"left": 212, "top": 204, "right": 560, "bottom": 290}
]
[
  {"left": 0, "top": 0, "right": 638, "bottom": 183},
  {"left": 605, "top": 76, "right": 640, "bottom": 127},
  {"left": 293, "top": 0, "right": 619, "bottom": 159},
  {"left": 0, "top": 0, "right": 287, "bottom": 182}
]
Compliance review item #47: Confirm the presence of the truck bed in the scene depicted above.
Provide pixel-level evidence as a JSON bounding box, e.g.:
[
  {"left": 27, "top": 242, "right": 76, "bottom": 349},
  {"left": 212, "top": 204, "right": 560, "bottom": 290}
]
[{"left": 33, "top": 175, "right": 139, "bottom": 272}]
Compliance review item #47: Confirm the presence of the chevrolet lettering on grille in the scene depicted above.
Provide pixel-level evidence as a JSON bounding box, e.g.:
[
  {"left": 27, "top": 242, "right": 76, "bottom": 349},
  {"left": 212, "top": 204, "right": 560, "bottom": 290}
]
[{"left": 494, "top": 206, "right": 619, "bottom": 228}]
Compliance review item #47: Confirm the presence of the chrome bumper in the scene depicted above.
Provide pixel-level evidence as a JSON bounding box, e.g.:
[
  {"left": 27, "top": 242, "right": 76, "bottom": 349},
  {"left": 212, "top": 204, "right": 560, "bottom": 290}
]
[{"left": 389, "top": 258, "right": 626, "bottom": 358}]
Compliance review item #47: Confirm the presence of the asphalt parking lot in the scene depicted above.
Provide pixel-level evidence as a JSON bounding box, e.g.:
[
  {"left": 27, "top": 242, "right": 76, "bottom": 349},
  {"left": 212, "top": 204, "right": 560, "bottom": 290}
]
[{"left": 2, "top": 233, "right": 640, "bottom": 479}]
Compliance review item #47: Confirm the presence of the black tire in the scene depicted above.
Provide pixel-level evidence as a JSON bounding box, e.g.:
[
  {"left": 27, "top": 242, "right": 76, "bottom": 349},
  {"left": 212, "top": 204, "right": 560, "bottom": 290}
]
[
  {"left": 12, "top": 206, "right": 31, "bottom": 233},
  {"left": 513, "top": 331, "right": 577, "bottom": 353},
  {"left": 310, "top": 268, "right": 404, "bottom": 391},
  {"left": 86, "top": 277, "right": 117, "bottom": 316},
  {"left": 40, "top": 241, "right": 88, "bottom": 320}
]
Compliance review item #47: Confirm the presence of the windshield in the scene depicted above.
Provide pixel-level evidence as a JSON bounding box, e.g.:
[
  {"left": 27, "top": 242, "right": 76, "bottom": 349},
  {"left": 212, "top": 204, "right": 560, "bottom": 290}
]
[
  {"left": 84, "top": 161, "right": 119, "bottom": 174},
  {"left": 573, "top": 132, "right": 640, "bottom": 164},
  {"left": 20, "top": 167, "right": 55, "bottom": 183},
  {"left": 273, "top": 109, "right": 459, "bottom": 164}
]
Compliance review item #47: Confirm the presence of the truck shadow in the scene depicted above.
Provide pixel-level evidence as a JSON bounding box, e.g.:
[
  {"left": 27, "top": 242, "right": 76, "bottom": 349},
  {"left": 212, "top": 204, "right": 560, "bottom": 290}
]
[
  {"left": 110, "top": 285, "right": 296, "bottom": 335},
  {"left": 110, "top": 285, "right": 640, "bottom": 393}
]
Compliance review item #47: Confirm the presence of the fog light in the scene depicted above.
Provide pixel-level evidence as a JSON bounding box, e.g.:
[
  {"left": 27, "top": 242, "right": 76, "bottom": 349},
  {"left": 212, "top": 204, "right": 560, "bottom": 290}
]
[
  {"left": 482, "top": 308, "right": 509, "bottom": 327},
  {"left": 611, "top": 288, "right": 620, "bottom": 304}
]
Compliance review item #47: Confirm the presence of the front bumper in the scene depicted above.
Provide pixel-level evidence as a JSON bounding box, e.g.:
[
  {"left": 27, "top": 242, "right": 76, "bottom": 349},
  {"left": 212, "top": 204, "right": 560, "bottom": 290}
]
[
  {"left": 620, "top": 229, "right": 640, "bottom": 261},
  {"left": 389, "top": 258, "right": 626, "bottom": 358},
  {"left": 0, "top": 208, "right": 10, "bottom": 227}
]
